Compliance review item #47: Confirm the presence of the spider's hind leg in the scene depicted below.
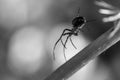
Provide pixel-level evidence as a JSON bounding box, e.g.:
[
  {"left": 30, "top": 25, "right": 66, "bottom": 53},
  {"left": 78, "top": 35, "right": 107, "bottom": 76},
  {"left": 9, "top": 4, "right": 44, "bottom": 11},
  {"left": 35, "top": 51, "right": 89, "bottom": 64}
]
[
  {"left": 63, "top": 34, "right": 72, "bottom": 60},
  {"left": 61, "top": 39, "right": 66, "bottom": 49},
  {"left": 70, "top": 37, "right": 77, "bottom": 49}
]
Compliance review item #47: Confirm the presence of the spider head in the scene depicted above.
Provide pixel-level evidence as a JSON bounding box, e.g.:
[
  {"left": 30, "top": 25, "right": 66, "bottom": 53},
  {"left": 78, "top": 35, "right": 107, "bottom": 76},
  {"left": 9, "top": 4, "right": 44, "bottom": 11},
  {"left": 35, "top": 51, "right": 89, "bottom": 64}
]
[{"left": 72, "top": 16, "right": 86, "bottom": 27}]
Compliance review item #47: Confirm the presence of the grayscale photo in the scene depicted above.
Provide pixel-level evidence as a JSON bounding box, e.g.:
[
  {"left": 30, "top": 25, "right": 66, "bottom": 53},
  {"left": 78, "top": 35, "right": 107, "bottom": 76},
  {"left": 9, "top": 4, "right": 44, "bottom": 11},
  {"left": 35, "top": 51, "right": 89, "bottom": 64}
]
[{"left": 0, "top": 0, "right": 120, "bottom": 80}]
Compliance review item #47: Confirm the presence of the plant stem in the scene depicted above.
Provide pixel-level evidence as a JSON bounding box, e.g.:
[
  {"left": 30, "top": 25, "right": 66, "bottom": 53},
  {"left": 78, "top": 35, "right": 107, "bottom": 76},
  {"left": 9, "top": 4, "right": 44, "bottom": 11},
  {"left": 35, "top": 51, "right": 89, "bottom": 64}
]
[{"left": 44, "top": 21, "right": 120, "bottom": 80}]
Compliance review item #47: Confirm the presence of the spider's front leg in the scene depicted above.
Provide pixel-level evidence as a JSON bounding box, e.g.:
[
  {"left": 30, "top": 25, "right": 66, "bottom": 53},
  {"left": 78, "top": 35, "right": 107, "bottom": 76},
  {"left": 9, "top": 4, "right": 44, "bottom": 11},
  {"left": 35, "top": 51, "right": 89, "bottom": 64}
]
[{"left": 53, "top": 29, "right": 72, "bottom": 59}]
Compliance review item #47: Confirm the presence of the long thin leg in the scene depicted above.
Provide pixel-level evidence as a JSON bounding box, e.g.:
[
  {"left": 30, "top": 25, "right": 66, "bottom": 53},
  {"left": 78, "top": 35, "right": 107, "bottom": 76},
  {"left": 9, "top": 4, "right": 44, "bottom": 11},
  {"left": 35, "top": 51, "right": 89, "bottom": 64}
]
[
  {"left": 63, "top": 34, "right": 72, "bottom": 61},
  {"left": 64, "top": 34, "right": 72, "bottom": 48},
  {"left": 53, "top": 29, "right": 72, "bottom": 60},
  {"left": 62, "top": 33, "right": 77, "bottom": 61},
  {"left": 61, "top": 39, "right": 66, "bottom": 49},
  {"left": 53, "top": 35, "right": 65, "bottom": 60},
  {"left": 61, "top": 29, "right": 72, "bottom": 48},
  {"left": 70, "top": 37, "right": 77, "bottom": 49},
  {"left": 63, "top": 47, "right": 67, "bottom": 61}
]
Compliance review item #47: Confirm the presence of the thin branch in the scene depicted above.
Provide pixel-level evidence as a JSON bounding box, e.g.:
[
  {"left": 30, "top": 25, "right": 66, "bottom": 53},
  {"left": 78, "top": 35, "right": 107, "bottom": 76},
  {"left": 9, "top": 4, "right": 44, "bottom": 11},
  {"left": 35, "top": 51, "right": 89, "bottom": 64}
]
[{"left": 44, "top": 20, "right": 120, "bottom": 80}]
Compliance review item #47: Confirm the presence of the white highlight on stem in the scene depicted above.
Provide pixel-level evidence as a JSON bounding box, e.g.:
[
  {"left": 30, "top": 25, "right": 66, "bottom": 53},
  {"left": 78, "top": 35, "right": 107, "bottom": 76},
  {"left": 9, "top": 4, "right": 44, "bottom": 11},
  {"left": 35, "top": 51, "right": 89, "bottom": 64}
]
[
  {"left": 95, "top": 0, "right": 120, "bottom": 22},
  {"left": 99, "top": 9, "right": 116, "bottom": 15},
  {"left": 103, "top": 13, "right": 120, "bottom": 22},
  {"left": 109, "top": 20, "right": 120, "bottom": 38},
  {"left": 95, "top": 1, "right": 115, "bottom": 9}
]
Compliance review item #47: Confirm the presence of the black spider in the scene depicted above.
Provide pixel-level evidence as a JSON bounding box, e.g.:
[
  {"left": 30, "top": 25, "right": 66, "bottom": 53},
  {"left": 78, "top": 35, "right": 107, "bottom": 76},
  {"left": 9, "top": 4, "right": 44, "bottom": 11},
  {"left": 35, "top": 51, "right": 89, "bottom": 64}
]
[
  {"left": 53, "top": 16, "right": 87, "bottom": 60},
  {"left": 53, "top": 9, "right": 95, "bottom": 60}
]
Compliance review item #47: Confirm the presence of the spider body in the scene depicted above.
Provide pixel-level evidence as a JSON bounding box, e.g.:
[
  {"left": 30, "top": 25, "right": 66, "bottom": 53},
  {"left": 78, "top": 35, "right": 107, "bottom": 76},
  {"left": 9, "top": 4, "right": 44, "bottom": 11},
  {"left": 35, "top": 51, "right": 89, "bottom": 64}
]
[
  {"left": 53, "top": 16, "right": 86, "bottom": 60},
  {"left": 72, "top": 16, "right": 86, "bottom": 28},
  {"left": 71, "top": 17, "right": 86, "bottom": 36}
]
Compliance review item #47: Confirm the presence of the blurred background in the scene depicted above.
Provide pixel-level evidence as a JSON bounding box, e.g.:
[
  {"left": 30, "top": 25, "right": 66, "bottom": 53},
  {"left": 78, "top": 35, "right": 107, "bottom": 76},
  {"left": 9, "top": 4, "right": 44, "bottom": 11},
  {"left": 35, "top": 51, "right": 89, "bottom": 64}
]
[{"left": 0, "top": 0, "right": 120, "bottom": 80}]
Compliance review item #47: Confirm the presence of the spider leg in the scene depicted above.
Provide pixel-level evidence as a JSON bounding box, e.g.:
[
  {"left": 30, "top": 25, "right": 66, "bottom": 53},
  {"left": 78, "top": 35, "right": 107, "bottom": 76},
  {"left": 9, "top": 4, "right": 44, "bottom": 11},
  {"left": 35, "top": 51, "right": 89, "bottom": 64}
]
[
  {"left": 70, "top": 37, "right": 77, "bottom": 49},
  {"left": 63, "top": 47, "right": 67, "bottom": 61},
  {"left": 53, "top": 29, "right": 72, "bottom": 60},
  {"left": 61, "top": 29, "right": 72, "bottom": 48},
  {"left": 61, "top": 39, "right": 66, "bottom": 48},
  {"left": 64, "top": 34, "right": 72, "bottom": 47},
  {"left": 63, "top": 34, "right": 72, "bottom": 60},
  {"left": 53, "top": 34, "right": 64, "bottom": 60},
  {"left": 64, "top": 32, "right": 77, "bottom": 49}
]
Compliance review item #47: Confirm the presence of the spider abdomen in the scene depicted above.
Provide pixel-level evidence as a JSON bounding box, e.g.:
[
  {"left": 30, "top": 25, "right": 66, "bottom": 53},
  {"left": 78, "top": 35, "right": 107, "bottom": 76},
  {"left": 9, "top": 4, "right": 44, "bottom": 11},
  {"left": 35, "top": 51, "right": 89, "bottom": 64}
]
[{"left": 72, "top": 16, "right": 86, "bottom": 28}]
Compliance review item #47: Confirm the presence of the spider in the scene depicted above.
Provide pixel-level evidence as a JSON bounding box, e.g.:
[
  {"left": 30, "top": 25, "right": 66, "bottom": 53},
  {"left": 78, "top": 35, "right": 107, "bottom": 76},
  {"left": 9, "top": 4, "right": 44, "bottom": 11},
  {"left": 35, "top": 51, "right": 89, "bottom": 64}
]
[{"left": 53, "top": 10, "right": 95, "bottom": 60}]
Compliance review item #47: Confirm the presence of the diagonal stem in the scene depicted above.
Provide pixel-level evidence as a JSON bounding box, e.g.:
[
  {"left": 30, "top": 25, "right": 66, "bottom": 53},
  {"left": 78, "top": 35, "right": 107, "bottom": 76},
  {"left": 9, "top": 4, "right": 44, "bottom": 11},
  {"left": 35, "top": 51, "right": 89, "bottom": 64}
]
[{"left": 44, "top": 21, "right": 120, "bottom": 80}]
